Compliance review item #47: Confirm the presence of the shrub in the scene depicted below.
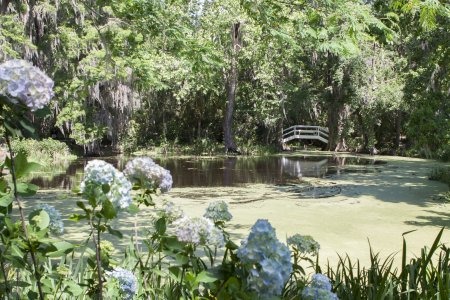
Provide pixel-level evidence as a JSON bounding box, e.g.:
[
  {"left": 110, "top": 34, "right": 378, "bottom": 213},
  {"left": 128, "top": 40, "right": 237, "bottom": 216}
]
[{"left": 11, "top": 138, "right": 76, "bottom": 164}]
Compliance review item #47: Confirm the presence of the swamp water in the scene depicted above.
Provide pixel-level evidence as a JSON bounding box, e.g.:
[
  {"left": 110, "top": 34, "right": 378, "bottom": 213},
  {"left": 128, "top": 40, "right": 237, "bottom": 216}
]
[
  {"left": 25, "top": 154, "right": 450, "bottom": 266},
  {"left": 31, "top": 155, "right": 385, "bottom": 191}
]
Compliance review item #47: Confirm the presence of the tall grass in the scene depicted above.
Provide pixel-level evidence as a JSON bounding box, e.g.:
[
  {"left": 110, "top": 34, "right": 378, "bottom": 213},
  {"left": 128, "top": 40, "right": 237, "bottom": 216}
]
[{"left": 323, "top": 228, "right": 450, "bottom": 300}]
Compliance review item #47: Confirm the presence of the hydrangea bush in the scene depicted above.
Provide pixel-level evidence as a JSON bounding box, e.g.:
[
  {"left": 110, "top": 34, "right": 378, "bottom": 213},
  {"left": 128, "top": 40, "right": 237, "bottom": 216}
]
[{"left": 0, "top": 59, "right": 56, "bottom": 300}]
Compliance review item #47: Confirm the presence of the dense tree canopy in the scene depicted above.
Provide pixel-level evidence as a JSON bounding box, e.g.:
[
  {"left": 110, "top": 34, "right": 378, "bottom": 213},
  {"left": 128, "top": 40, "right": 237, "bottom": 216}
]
[{"left": 0, "top": 0, "right": 448, "bottom": 158}]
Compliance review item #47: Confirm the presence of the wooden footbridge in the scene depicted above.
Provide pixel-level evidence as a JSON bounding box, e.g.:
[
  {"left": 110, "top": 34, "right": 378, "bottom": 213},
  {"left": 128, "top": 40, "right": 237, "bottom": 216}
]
[{"left": 282, "top": 125, "right": 329, "bottom": 144}]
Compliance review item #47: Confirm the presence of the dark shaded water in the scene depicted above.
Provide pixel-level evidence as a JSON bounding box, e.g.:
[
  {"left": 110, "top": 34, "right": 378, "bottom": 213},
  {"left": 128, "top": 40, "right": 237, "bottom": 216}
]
[{"left": 31, "top": 155, "right": 386, "bottom": 190}]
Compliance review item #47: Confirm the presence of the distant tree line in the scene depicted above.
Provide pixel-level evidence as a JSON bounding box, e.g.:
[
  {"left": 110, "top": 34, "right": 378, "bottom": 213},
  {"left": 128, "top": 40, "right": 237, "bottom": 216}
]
[{"left": 0, "top": 0, "right": 448, "bottom": 158}]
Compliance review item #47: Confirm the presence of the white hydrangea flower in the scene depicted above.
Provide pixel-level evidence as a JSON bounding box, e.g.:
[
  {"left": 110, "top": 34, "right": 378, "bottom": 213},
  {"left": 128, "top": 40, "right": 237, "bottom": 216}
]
[
  {"left": 80, "top": 160, "right": 132, "bottom": 209},
  {"left": 203, "top": 200, "right": 232, "bottom": 222},
  {"left": 124, "top": 157, "right": 173, "bottom": 193},
  {"left": 287, "top": 234, "right": 320, "bottom": 255},
  {"left": 0, "top": 59, "right": 54, "bottom": 111},
  {"left": 160, "top": 201, "right": 184, "bottom": 222},
  {"left": 173, "top": 216, "right": 224, "bottom": 247}
]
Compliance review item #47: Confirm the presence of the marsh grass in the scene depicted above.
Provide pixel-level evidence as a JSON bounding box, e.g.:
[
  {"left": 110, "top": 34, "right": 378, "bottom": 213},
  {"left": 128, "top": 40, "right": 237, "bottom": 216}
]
[{"left": 321, "top": 228, "right": 450, "bottom": 300}]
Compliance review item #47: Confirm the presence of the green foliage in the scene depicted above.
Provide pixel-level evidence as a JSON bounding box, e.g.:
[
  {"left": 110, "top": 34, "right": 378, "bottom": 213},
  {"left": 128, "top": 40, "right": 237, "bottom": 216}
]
[
  {"left": 1, "top": 0, "right": 448, "bottom": 158},
  {"left": 11, "top": 138, "right": 76, "bottom": 164},
  {"left": 325, "top": 229, "right": 450, "bottom": 299},
  {"left": 429, "top": 166, "right": 450, "bottom": 201}
]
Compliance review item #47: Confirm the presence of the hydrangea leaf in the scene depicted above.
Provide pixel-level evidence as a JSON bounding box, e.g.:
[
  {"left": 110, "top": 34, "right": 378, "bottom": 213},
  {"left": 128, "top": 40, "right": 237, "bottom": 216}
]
[
  {"left": 101, "top": 199, "right": 117, "bottom": 219},
  {"left": 195, "top": 271, "right": 219, "bottom": 284},
  {"left": 16, "top": 182, "right": 39, "bottom": 196},
  {"left": 175, "top": 253, "right": 189, "bottom": 266},
  {"left": 47, "top": 241, "right": 75, "bottom": 257},
  {"left": 5, "top": 152, "right": 41, "bottom": 179},
  {"left": 155, "top": 217, "right": 166, "bottom": 235},
  {"left": 29, "top": 209, "right": 50, "bottom": 230},
  {"left": 106, "top": 225, "right": 123, "bottom": 239},
  {"left": 0, "top": 193, "right": 13, "bottom": 207},
  {"left": 63, "top": 280, "right": 83, "bottom": 296}
]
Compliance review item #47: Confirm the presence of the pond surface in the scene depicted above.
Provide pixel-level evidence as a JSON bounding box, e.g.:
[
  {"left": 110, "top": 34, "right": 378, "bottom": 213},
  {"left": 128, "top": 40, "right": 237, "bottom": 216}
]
[{"left": 31, "top": 155, "right": 386, "bottom": 190}]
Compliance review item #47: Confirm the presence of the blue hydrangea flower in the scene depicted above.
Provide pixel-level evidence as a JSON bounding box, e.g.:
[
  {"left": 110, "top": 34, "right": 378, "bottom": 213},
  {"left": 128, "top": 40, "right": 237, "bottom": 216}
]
[
  {"left": 302, "top": 274, "right": 338, "bottom": 300},
  {"left": 108, "top": 267, "right": 137, "bottom": 300},
  {"left": 124, "top": 157, "right": 173, "bottom": 192},
  {"left": 37, "top": 204, "right": 64, "bottom": 235},
  {"left": 80, "top": 160, "right": 132, "bottom": 209},
  {"left": 237, "top": 219, "right": 292, "bottom": 298},
  {"left": 203, "top": 200, "right": 232, "bottom": 222},
  {"left": 302, "top": 287, "right": 339, "bottom": 300},
  {"left": 311, "top": 274, "right": 332, "bottom": 291},
  {"left": 287, "top": 234, "right": 320, "bottom": 255}
]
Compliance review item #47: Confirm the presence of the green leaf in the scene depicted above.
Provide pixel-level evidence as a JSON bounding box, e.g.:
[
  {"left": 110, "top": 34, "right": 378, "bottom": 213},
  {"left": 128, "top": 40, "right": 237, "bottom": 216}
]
[
  {"left": 155, "top": 217, "right": 166, "bottom": 235},
  {"left": 29, "top": 209, "right": 50, "bottom": 230},
  {"left": 195, "top": 271, "right": 218, "bottom": 284},
  {"left": 10, "top": 281, "right": 30, "bottom": 288},
  {"left": 163, "top": 236, "right": 185, "bottom": 250},
  {"left": 106, "top": 225, "right": 123, "bottom": 238},
  {"left": 18, "top": 119, "right": 35, "bottom": 135},
  {"left": 226, "top": 240, "right": 239, "bottom": 250},
  {"left": 69, "top": 214, "right": 86, "bottom": 222},
  {"left": 4, "top": 217, "right": 15, "bottom": 232},
  {"left": 5, "top": 152, "right": 41, "bottom": 179},
  {"left": 47, "top": 241, "right": 75, "bottom": 257},
  {"left": 33, "top": 106, "right": 51, "bottom": 119},
  {"left": 101, "top": 199, "right": 117, "bottom": 220},
  {"left": 0, "top": 178, "right": 8, "bottom": 192},
  {"left": 11, "top": 244, "right": 24, "bottom": 258},
  {"left": 175, "top": 253, "right": 189, "bottom": 266},
  {"left": 76, "top": 201, "right": 87, "bottom": 211},
  {"left": 127, "top": 203, "right": 139, "bottom": 214},
  {"left": 16, "top": 182, "right": 39, "bottom": 196},
  {"left": 3, "top": 121, "right": 22, "bottom": 137},
  {"left": 0, "top": 193, "right": 13, "bottom": 207},
  {"left": 64, "top": 280, "right": 83, "bottom": 296},
  {"left": 27, "top": 291, "right": 38, "bottom": 300},
  {"left": 168, "top": 266, "right": 182, "bottom": 282},
  {"left": 101, "top": 184, "right": 110, "bottom": 194}
]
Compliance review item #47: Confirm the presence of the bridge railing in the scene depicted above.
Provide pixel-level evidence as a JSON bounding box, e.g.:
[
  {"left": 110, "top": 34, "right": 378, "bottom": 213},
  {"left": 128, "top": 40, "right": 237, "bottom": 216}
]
[{"left": 282, "top": 125, "right": 329, "bottom": 144}]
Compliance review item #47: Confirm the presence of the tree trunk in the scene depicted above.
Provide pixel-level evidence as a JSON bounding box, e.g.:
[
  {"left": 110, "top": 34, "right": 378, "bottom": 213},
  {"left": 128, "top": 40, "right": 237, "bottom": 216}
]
[
  {"left": 1, "top": 0, "right": 10, "bottom": 14},
  {"left": 394, "top": 109, "right": 402, "bottom": 149},
  {"left": 223, "top": 22, "right": 241, "bottom": 154},
  {"left": 334, "top": 106, "right": 348, "bottom": 152}
]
